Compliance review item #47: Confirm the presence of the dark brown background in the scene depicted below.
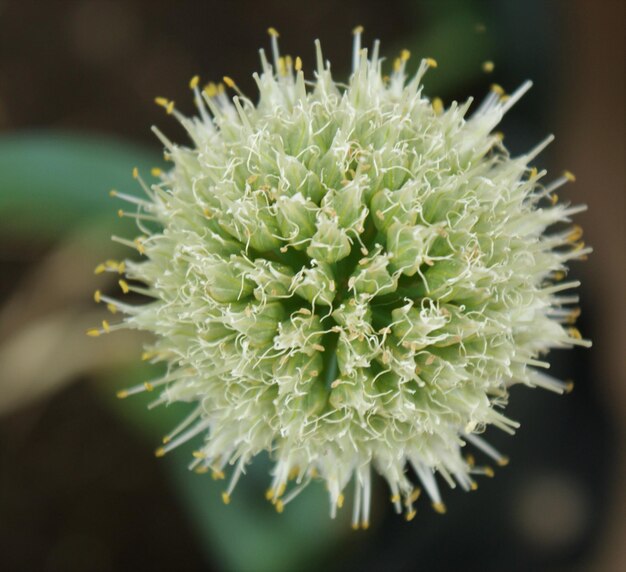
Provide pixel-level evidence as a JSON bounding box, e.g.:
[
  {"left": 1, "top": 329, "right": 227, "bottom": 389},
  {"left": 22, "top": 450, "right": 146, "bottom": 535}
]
[{"left": 0, "top": 1, "right": 623, "bottom": 571}]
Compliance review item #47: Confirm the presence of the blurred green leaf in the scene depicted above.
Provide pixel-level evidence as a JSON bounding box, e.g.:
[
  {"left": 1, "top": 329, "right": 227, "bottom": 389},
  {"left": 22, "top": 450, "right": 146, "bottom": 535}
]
[
  {"left": 96, "top": 368, "right": 349, "bottom": 572},
  {"left": 0, "top": 131, "right": 159, "bottom": 237},
  {"left": 169, "top": 449, "right": 349, "bottom": 572}
]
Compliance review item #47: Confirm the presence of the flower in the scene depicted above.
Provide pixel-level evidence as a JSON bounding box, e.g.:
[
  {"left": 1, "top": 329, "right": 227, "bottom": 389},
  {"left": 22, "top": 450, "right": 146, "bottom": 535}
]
[{"left": 92, "top": 27, "right": 590, "bottom": 528}]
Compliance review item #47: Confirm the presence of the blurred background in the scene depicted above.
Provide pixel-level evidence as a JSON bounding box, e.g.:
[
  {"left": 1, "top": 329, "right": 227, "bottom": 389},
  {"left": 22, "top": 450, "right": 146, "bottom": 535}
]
[{"left": 0, "top": 1, "right": 623, "bottom": 571}]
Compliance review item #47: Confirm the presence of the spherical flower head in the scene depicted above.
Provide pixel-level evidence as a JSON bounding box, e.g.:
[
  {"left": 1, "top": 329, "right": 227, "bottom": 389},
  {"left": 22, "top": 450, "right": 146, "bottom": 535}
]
[{"left": 94, "top": 28, "right": 591, "bottom": 528}]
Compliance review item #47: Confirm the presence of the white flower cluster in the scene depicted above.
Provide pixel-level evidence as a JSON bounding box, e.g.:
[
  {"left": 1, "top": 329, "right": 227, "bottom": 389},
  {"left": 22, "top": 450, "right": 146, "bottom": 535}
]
[{"left": 92, "top": 28, "right": 590, "bottom": 528}]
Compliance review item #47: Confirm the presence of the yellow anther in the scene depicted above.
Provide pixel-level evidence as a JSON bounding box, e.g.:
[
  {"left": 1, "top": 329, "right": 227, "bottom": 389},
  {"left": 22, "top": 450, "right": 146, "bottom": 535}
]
[
  {"left": 390, "top": 494, "right": 401, "bottom": 503},
  {"left": 119, "top": 279, "right": 130, "bottom": 294},
  {"left": 94, "top": 263, "right": 106, "bottom": 275},
  {"left": 141, "top": 351, "right": 153, "bottom": 361},
  {"left": 101, "top": 320, "right": 110, "bottom": 333},
  {"left": 165, "top": 101, "right": 175, "bottom": 114},
  {"left": 565, "top": 380, "right": 575, "bottom": 393},
  {"left": 563, "top": 170, "right": 576, "bottom": 182},
  {"left": 265, "top": 488, "right": 274, "bottom": 501},
  {"left": 288, "top": 466, "right": 300, "bottom": 480},
  {"left": 155, "top": 447, "right": 166, "bottom": 458},
  {"left": 275, "top": 482, "right": 286, "bottom": 497},
  {"left": 400, "top": 49, "right": 411, "bottom": 61},
  {"left": 409, "top": 488, "right": 421, "bottom": 503},
  {"left": 551, "top": 193, "right": 559, "bottom": 205},
  {"left": 93, "top": 290, "right": 102, "bottom": 303},
  {"left": 482, "top": 60, "right": 494, "bottom": 73},
  {"left": 162, "top": 436, "right": 170, "bottom": 444},
  {"left": 352, "top": 25, "right": 364, "bottom": 35},
  {"left": 203, "top": 82, "right": 218, "bottom": 97},
  {"left": 294, "top": 56, "right": 302, "bottom": 72},
  {"left": 223, "top": 76, "right": 235, "bottom": 89},
  {"left": 568, "top": 225, "right": 583, "bottom": 242},
  {"left": 362, "top": 521, "right": 370, "bottom": 530},
  {"left": 500, "top": 94, "right": 510, "bottom": 103},
  {"left": 109, "top": 189, "right": 118, "bottom": 197},
  {"left": 116, "top": 389, "right": 129, "bottom": 399},
  {"left": 351, "top": 523, "right": 360, "bottom": 531},
  {"left": 497, "top": 457, "right": 510, "bottom": 467},
  {"left": 405, "top": 509, "right": 417, "bottom": 522},
  {"left": 117, "top": 209, "right": 124, "bottom": 218},
  {"left": 484, "top": 466, "right": 495, "bottom": 478},
  {"left": 530, "top": 167, "right": 538, "bottom": 178},
  {"left": 107, "top": 303, "right": 117, "bottom": 314},
  {"left": 117, "top": 261, "right": 125, "bottom": 274},
  {"left": 212, "top": 469, "right": 225, "bottom": 480},
  {"left": 432, "top": 97, "right": 444, "bottom": 115},
  {"left": 568, "top": 327, "right": 582, "bottom": 340},
  {"left": 432, "top": 502, "right": 447, "bottom": 514},
  {"left": 425, "top": 57, "right": 437, "bottom": 68},
  {"left": 494, "top": 131, "right": 504, "bottom": 141},
  {"left": 466, "top": 454, "right": 475, "bottom": 467},
  {"left": 221, "top": 492, "right": 230, "bottom": 504},
  {"left": 567, "top": 307, "right": 581, "bottom": 323},
  {"left": 154, "top": 97, "right": 168, "bottom": 108},
  {"left": 189, "top": 75, "right": 200, "bottom": 89},
  {"left": 192, "top": 450, "right": 204, "bottom": 459},
  {"left": 151, "top": 167, "right": 162, "bottom": 177},
  {"left": 267, "top": 27, "right": 279, "bottom": 37},
  {"left": 277, "top": 57, "right": 287, "bottom": 76},
  {"left": 275, "top": 500, "right": 284, "bottom": 513},
  {"left": 86, "top": 328, "right": 100, "bottom": 337},
  {"left": 143, "top": 382, "right": 154, "bottom": 392},
  {"left": 132, "top": 167, "right": 139, "bottom": 179},
  {"left": 134, "top": 238, "right": 145, "bottom": 254},
  {"left": 195, "top": 466, "right": 209, "bottom": 474},
  {"left": 470, "top": 482, "right": 478, "bottom": 491},
  {"left": 490, "top": 83, "right": 505, "bottom": 96},
  {"left": 337, "top": 494, "right": 344, "bottom": 508}
]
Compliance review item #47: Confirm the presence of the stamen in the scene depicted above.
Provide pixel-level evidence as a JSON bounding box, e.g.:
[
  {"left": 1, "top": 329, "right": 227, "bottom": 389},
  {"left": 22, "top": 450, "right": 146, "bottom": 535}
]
[
  {"left": 352, "top": 25, "right": 364, "bottom": 73},
  {"left": 162, "top": 407, "right": 203, "bottom": 444},
  {"left": 464, "top": 433, "right": 509, "bottom": 466},
  {"left": 154, "top": 419, "right": 210, "bottom": 457},
  {"left": 267, "top": 27, "right": 280, "bottom": 73},
  {"left": 432, "top": 97, "right": 444, "bottom": 115},
  {"left": 351, "top": 477, "right": 362, "bottom": 530}
]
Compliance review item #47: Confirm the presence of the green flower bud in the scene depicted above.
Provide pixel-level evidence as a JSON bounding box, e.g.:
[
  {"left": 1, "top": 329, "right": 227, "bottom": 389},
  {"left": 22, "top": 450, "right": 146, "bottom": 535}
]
[
  {"left": 387, "top": 221, "right": 438, "bottom": 276},
  {"left": 370, "top": 186, "right": 418, "bottom": 233},
  {"left": 206, "top": 257, "right": 255, "bottom": 303},
  {"left": 292, "top": 261, "right": 336, "bottom": 306},
  {"left": 306, "top": 214, "right": 352, "bottom": 263},
  {"left": 275, "top": 193, "right": 318, "bottom": 249},
  {"left": 348, "top": 252, "right": 397, "bottom": 296},
  {"left": 226, "top": 301, "right": 285, "bottom": 347}
]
